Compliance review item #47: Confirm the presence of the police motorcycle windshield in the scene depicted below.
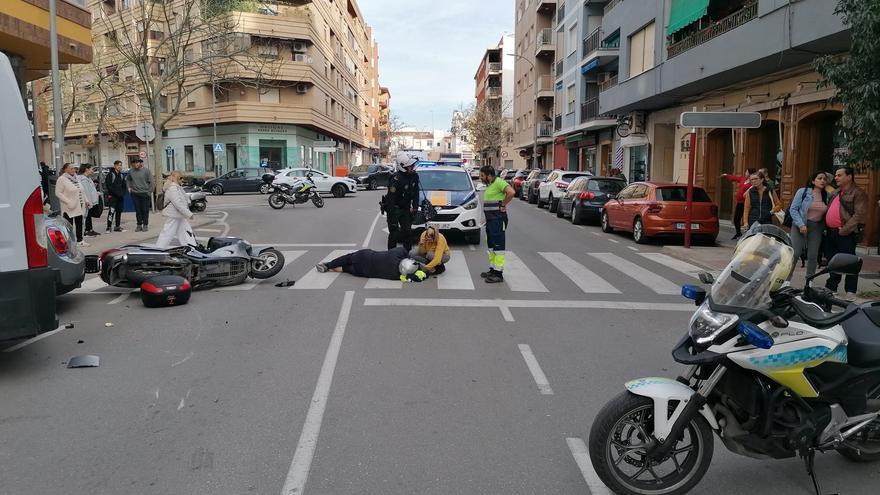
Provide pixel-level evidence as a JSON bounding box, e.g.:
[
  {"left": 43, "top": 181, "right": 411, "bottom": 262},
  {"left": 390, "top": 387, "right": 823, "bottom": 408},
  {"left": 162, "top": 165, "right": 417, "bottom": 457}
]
[{"left": 689, "top": 225, "right": 795, "bottom": 346}]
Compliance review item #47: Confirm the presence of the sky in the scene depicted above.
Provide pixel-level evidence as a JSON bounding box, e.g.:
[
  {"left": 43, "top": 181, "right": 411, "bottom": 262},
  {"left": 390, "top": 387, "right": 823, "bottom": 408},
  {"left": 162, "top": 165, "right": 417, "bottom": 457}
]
[{"left": 358, "top": 0, "right": 513, "bottom": 132}]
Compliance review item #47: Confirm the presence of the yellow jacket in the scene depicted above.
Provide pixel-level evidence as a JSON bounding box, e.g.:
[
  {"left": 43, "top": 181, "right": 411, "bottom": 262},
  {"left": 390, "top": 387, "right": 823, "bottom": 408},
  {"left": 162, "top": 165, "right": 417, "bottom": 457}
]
[{"left": 415, "top": 227, "right": 449, "bottom": 269}]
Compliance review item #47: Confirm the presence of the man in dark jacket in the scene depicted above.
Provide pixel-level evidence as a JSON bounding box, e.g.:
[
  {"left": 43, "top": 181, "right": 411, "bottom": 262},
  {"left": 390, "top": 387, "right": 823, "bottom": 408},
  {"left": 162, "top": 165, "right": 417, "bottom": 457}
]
[
  {"left": 315, "top": 247, "right": 426, "bottom": 282},
  {"left": 382, "top": 151, "right": 421, "bottom": 251},
  {"left": 824, "top": 166, "right": 869, "bottom": 299},
  {"left": 105, "top": 160, "right": 127, "bottom": 232}
]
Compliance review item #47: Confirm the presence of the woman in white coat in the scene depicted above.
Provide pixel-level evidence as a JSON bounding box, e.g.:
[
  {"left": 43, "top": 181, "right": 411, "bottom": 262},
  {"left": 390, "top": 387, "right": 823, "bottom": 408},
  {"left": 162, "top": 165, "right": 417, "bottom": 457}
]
[
  {"left": 55, "top": 162, "right": 88, "bottom": 246},
  {"left": 156, "top": 171, "right": 196, "bottom": 249}
]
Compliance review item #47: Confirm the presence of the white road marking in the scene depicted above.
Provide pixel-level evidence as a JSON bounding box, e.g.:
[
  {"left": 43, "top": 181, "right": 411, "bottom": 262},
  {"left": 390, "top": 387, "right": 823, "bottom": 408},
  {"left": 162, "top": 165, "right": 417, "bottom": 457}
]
[
  {"left": 638, "top": 252, "right": 705, "bottom": 278},
  {"left": 607, "top": 238, "right": 620, "bottom": 244},
  {"left": 518, "top": 344, "right": 553, "bottom": 395},
  {"left": 254, "top": 243, "right": 357, "bottom": 248},
  {"left": 591, "top": 232, "right": 601, "bottom": 236},
  {"left": 281, "top": 291, "right": 355, "bottom": 495},
  {"left": 71, "top": 276, "right": 108, "bottom": 294},
  {"left": 627, "top": 246, "right": 639, "bottom": 251},
  {"left": 577, "top": 225, "right": 586, "bottom": 229},
  {"left": 194, "top": 228, "right": 222, "bottom": 233},
  {"left": 171, "top": 352, "right": 194, "bottom": 368},
  {"left": 567, "top": 437, "right": 612, "bottom": 495},
  {"left": 589, "top": 253, "right": 681, "bottom": 295},
  {"left": 468, "top": 244, "right": 476, "bottom": 251},
  {"left": 502, "top": 251, "right": 549, "bottom": 292},
  {"left": 364, "top": 278, "right": 402, "bottom": 289},
  {"left": 364, "top": 298, "right": 694, "bottom": 312},
  {"left": 177, "top": 398, "right": 185, "bottom": 411},
  {"left": 362, "top": 212, "right": 382, "bottom": 247},
  {"left": 292, "top": 250, "right": 353, "bottom": 290},
  {"left": 107, "top": 293, "right": 130, "bottom": 305},
  {"left": 499, "top": 305, "right": 515, "bottom": 322},
  {"left": 438, "top": 250, "right": 474, "bottom": 290},
  {"left": 538, "top": 252, "right": 620, "bottom": 294},
  {"left": 218, "top": 251, "right": 306, "bottom": 291},
  {"left": 3, "top": 324, "right": 69, "bottom": 352}
]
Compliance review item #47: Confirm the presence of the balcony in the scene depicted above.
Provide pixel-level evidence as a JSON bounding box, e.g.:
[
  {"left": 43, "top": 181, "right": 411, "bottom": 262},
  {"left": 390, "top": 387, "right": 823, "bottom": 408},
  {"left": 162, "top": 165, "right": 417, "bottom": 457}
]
[
  {"left": 536, "top": 75, "right": 555, "bottom": 99},
  {"left": 487, "top": 86, "right": 502, "bottom": 98},
  {"left": 536, "top": 28, "right": 555, "bottom": 56},
  {"left": 488, "top": 62, "right": 502, "bottom": 73},
  {"left": 604, "top": 0, "right": 623, "bottom": 14},
  {"left": 667, "top": 1, "right": 759, "bottom": 58},
  {"left": 580, "top": 99, "right": 599, "bottom": 123},
  {"left": 537, "top": 121, "right": 554, "bottom": 138},
  {"left": 599, "top": 74, "right": 618, "bottom": 92},
  {"left": 536, "top": 0, "right": 556, "bottom": 13},
  {"left": 582, "top": 28, "right": 620, "bottom": 61}
]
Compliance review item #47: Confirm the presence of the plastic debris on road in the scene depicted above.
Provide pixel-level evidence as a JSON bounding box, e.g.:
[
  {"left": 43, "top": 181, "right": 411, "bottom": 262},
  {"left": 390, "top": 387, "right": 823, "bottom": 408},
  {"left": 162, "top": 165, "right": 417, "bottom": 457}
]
[{"left": 67, "top": 355, "right": 100, "bottom": 368}]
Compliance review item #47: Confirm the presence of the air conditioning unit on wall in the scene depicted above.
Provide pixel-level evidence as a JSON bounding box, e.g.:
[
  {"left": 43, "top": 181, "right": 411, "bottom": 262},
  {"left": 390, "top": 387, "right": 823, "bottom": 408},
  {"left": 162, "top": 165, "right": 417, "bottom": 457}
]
[
  {"left": 296, "top": 83, "right": 308, "bottom": 94},
  {"left": 292, "top": 42, "right": 307, "bottom": 53}
]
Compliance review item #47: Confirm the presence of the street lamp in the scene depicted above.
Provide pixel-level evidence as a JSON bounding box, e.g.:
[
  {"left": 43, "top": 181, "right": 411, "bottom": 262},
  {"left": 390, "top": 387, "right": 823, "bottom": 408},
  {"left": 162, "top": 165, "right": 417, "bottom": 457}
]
[{"left": 506, "top": 53, "right": 541, "bottom": 169}]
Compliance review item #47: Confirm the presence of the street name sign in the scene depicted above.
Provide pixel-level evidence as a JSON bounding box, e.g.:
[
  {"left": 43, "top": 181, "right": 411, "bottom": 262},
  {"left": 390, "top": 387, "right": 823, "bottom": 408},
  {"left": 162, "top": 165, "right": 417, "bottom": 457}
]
[{"left": 680, "top": 111, "right": 762, "bottom": 129}]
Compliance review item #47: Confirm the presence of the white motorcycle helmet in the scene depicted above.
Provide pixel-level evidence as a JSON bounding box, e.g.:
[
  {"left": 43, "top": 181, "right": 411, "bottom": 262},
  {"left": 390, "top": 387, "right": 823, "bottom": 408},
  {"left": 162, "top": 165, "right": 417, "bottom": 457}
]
[
  {"left": 395, "top": 151, "right": 419, "bottom": 173},
  {"left": 399, "top": 258, "right": 419, "bottom": 275}
]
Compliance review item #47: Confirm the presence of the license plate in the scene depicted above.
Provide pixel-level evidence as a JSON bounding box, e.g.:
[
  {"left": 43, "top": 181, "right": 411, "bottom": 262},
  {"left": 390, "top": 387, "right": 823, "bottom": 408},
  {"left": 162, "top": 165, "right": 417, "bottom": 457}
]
[{"left": 675, "top": 223, "right": 701, "bottom": 230}]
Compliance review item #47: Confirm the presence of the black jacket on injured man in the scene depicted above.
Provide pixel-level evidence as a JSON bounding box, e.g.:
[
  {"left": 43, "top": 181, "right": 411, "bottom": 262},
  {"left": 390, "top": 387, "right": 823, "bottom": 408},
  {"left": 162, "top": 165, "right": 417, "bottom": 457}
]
[{"left": 324, "top": 247, "right": 421, "bottom": 280}]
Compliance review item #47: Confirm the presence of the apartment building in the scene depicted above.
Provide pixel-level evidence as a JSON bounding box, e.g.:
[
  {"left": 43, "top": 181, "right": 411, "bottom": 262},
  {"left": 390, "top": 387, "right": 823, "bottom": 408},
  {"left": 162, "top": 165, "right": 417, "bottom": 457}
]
[
  {"left": 473, "top": 34, "right": 523, "bottom": 170},
  {"left": 0, "top": 0, "right": 92, "bottom": 85},
  {"left": 47, "top": 0, "right": 383, "bottom": 176},
  {"left": 377, "top": 86, "right": 391, "bottom": 160},
  {"left": 551, "top": 0, "right": 618, "bottom": 174},
  {"left": 594, "top": 0, "right": 876, "bottom": 245},
  {"left": 512, "top": 0, "right": 557, "bottom": 169}
]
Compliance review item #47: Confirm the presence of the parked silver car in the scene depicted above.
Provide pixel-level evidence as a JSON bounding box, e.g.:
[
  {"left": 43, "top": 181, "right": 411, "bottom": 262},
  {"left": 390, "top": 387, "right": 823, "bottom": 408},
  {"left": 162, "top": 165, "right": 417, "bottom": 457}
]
[{"left": 45, "top": 214, "right": 85, "bottom": 295}]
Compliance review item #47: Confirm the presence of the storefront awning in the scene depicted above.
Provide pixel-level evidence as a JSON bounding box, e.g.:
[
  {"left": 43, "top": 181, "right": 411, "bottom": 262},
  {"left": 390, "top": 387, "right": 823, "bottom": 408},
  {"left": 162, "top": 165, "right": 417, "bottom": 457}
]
[
  {"left": 581, "top": 59, "right": 599, "bottom": 74},
  {"left": 668, "top": 0, "right": 710, "bottom": 36},
  {"left": 565, "top": 133, "right": 585, "bottom": 144}
]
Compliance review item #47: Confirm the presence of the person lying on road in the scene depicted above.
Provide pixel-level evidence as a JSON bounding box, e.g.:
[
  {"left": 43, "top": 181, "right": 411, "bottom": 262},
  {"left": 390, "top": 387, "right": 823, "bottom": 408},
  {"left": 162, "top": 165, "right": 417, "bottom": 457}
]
[
  {"left": 316, "top": 247, "right": 427, "bottom": 282},
  {"left": 409, "top": 226, "right": 449, "bottom": 274}
]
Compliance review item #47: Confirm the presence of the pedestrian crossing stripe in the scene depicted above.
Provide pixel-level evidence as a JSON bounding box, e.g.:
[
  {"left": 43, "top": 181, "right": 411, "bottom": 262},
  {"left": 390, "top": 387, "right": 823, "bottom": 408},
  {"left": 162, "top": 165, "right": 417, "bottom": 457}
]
[{"left": 67, "top": 248, "right": 703, "bottom": 296}]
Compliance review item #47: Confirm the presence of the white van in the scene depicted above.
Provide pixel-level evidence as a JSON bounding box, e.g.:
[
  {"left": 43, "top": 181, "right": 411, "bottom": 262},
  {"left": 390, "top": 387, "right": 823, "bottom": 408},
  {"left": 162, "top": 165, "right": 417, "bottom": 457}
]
[{"left": 0, "top": 53, "right": 58, "bottom": 341}]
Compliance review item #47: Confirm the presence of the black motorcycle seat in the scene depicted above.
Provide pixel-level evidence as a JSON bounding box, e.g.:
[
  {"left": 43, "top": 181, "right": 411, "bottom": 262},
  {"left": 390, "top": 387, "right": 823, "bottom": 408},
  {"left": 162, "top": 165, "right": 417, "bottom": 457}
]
[{"left": 842, "top": 305, "right": 880, "bottom": 367}]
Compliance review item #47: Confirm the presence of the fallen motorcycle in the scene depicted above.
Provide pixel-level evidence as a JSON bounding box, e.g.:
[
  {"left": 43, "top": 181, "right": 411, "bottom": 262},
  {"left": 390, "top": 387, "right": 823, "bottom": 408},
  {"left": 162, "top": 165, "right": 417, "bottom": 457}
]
[
  {"left": 264, "top": 173, "right": 324, "bottom": 209},
  {"left": 85, "top": 237, "right": 285, "bottom": 289}
]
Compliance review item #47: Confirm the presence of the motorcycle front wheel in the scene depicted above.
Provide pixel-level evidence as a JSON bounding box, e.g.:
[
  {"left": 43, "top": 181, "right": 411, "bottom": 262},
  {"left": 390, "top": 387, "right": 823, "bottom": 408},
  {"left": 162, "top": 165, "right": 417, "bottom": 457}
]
[
  {"left": 268, "top": 192, "right": 287, "bottom": 209},
  {"left": 250, "top": 249, "right": 285, "bottom": 279},
  {"left": 312, "top": 193, "right": 325, "bottom": 208},
  {"left": 588, "top": 392, "right": 713, "bottom": 495}
]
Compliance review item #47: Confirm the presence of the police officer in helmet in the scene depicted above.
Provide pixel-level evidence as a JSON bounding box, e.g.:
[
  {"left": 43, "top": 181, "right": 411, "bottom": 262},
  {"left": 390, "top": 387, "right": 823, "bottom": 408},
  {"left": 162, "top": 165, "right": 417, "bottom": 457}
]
[{"left": 382, "top": 151, "right": 422, "bottom": 251}]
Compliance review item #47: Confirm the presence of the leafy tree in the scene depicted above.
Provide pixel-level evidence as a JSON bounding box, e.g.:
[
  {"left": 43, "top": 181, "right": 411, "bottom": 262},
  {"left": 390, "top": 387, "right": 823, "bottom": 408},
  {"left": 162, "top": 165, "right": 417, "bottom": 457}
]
[{"left": 814, "top": 0, "right": 880, "bottom": 168}]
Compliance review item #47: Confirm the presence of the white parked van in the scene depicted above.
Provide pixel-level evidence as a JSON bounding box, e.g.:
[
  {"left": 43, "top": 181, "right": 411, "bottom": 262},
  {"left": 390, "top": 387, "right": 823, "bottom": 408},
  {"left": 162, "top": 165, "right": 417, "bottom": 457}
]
[{"left": 0, "top": 52, "right": 58, "bottom": 341}]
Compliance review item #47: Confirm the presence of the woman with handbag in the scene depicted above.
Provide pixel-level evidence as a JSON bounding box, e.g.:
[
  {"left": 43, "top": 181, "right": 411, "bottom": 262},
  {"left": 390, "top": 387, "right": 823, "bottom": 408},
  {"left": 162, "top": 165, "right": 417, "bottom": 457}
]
[
  {"left": 742, "top": 171, "right": 783, "bottom": 230},
  {"left": 55, "top": 163, "right": 88, "bottom": 247},
  {"left": 77, "top": 164, "right": 102, "bottom": 237},
  {"left": 789, "top": 172, "right": 829, "bottom": 278}
]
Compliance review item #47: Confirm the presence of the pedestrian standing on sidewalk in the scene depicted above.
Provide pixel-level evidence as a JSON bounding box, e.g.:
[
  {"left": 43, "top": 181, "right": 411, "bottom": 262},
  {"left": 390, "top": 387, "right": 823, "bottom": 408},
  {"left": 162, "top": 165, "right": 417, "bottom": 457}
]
[
  {"left": 77, "top": 164, "right": 101, "bottom": 237},
  {"left": 105, "top": 160, "right": 126, "bottom": 233},
  {"left": 742, "top": 172, "right": 783, "bottom": 229},
  {"left": 156, "top": 171, "right": 196, "bottom": 249},
  {"left": 722, "top": 167, "right": 756, "bottom": 240},
  {"left": 479, "top": 165, "right": 515, "bottom": 284},
  {"left": 824, "top": 166, "right": 868, "bottom": 300},
  {"left": 55, "top": 163, "right": 88, "bottom": 247},
  {"left": 126, "top": 158, "right": 152, "bottom": 232},
  {"left": 789, "top": 172, "right": 829, "bottom": 278}
]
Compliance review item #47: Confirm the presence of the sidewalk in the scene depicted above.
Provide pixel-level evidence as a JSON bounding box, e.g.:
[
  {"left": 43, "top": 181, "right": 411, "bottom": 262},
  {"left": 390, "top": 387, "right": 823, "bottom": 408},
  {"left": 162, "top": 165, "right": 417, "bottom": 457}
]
[
  {"left": 74, "top": 210, "right": 218, "bottom": 256},
  {"left": 663, "top": 221, "right": 880, "bottom": 300}
]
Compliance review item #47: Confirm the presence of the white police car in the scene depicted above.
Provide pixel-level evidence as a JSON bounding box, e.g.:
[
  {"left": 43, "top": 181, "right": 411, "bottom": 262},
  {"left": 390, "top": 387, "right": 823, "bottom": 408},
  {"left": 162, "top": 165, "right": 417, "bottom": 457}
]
[{"left": 414, "top": 162, "right": 483, "bottom": 245}]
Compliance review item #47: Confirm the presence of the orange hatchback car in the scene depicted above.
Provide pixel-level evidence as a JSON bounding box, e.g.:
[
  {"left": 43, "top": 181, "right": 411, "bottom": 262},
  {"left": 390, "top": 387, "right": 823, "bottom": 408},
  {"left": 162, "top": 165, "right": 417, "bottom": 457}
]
[{"left": 600, "top": 181, "right": 719, "bottom": 244}]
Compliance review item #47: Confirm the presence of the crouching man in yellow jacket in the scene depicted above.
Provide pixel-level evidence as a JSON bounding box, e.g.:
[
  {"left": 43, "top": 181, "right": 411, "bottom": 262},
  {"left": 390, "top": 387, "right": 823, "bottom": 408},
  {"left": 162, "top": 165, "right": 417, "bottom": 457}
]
[{"left": 409, "top": 225, "right": 450, "bottom": 274}]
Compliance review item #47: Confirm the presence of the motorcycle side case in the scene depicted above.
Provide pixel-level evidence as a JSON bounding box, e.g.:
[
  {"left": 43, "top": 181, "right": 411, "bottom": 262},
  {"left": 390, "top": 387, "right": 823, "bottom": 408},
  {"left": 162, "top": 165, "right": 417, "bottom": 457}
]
[{"left": 140, "top": 275, "right": 192, "bottom": 308}]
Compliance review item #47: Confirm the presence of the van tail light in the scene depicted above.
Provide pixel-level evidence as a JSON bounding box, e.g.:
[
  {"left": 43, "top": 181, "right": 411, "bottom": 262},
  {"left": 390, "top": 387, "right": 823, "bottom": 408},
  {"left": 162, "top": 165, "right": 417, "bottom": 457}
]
[
  {"left": 554, "top": 180, "right": 569, "bottom": 190},
  {"left": 23, "top": 187, "right": 48, "bottom": 268},
  {"left": 646, "top": 203, "right": 663, "bottom": 214},
  {"left": 710, "top": 205, "right": 719, "bottom": 217},
  {"left": 47, "top": 227, "right": 69, "bottom": 255},
  {"left": 579, "top": 192, "right": 595, "bottom": 201}
]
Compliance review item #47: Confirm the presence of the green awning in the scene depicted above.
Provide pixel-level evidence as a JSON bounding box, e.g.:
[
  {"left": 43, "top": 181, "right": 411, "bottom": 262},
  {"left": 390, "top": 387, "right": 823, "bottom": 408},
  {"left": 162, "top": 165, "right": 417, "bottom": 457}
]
[
  {"left": 565, "top": 133, "right": 584, "bottom": 144},
  {"left": 667, "top": 0, "right": 710, "bottom": 36}
]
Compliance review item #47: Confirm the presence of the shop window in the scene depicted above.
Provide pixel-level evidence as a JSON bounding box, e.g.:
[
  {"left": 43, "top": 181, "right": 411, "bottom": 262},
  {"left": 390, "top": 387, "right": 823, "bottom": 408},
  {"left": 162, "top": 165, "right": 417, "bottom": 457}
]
[{"left": 184, "top": 145, "right": 194, "bottom": 172}]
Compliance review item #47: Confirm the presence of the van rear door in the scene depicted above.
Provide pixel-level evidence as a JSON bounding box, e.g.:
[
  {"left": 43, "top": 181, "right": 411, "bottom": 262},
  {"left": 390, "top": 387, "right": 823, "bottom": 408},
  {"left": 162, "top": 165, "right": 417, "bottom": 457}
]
[{"left": 0, "top": 53, "right": 58, "bottom": 342}]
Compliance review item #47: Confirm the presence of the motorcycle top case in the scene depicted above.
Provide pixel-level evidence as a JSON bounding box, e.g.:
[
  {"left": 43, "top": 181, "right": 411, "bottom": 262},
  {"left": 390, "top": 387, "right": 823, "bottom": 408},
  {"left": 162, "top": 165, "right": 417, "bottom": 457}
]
[{"left": 140, "top": 275, "right": 192, "bottom": 308}]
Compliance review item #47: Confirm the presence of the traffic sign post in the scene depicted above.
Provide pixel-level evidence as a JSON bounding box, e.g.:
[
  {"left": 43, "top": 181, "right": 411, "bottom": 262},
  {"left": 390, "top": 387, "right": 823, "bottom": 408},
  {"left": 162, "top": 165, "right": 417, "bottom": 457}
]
[{"left": 678, "top": 111, "right": 762, "bottom": 248}]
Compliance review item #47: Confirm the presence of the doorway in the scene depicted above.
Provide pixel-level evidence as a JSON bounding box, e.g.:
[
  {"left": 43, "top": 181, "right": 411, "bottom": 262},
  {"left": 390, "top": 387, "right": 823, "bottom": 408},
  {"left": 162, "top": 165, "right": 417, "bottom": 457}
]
[
  {"left": 745, "top": 120, "right": 783, "bottom": 193},
  {"left": 796, "top": 111, "right": 843, "bottom": 189},
  {"left": 704, "top": 129, "right": 735, "bottom": 219},
  {"left": 259, "top": 139, "right": 287, "bottom": 170}
]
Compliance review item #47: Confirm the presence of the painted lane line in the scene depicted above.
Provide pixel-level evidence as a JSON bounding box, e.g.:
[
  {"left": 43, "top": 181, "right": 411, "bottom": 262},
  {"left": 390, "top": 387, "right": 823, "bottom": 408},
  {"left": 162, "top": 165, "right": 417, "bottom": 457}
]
[
  {"left": 591, "top": 232, "right": 601, "bottom": 236},
  {"left": 281, "top": 291, "right": 355, "bottom": 495},
  {"left": 518, "top": 344, "right": 553, "bottom": 395},
  {"left": 254, "top": 243, "right": 357, "bottom": 248},
  {"left": 499, "top": 305, "right": 515, "bottom": 322},
  {"left": 362, "top": 212, "right": 383, "bottom": 247},
  {"left": 292, "top": 250, "right": 353, "bottom": 290},
  {"left": 363, "top": 298, "right": 694, "bottom": 312},
  {"left": 364, "top": 278, "right": 402, "bottom": 289},
  {"left": 194, "top": 228, "right": 222, "bottom": 233},
  {"left": 438, "top": 250, "right": 474, "bottom": 290},
  {"left": 539, "top": 252, "right": 620, "bottom": 294},
  {"left": 3, "top": 324, "right": 69, "bottom": 352},
  {"left": 637, "top": 252, "right": 705, "bottom": 278},
  {"left": 171, "top": 352, "right": 194, "bottom": 368},
  {"left": 566, "top": 437, "right": 612, "bottom": 495},
  {"left": 607, "top": 238, "right": 620, "bottom": 244},
  {"left": 627, "top": 246, "right": 639, "bottom": 251},
  {"left": 218, "top": 251, "right": 306, "bottom": 291},
  {"left": 502, "top": 251, "right": 549, "bottom": 292},
  {"left": 589, "top": 253, "right": 681, "bottom": 295},
  {"left": 577, "top": 225, "right": 586, "bottom": 229},
  {"left": 107, "top": 293, "right": 131, "bottom": 305}
]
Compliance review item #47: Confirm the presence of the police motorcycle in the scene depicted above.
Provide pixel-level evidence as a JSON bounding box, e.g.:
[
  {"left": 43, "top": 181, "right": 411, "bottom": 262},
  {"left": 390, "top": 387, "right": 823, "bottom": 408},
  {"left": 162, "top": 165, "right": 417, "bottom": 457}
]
[
  {"left": 264, "top": 172, "right": 324, "bottom": 209},
  {"left": 588, "top": 224, "right": 880, "bottom": 495}
]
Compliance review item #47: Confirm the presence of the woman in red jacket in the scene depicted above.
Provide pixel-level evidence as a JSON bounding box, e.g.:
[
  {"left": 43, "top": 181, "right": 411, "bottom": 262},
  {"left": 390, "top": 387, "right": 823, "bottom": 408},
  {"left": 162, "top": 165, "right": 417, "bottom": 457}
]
[{"left": 722, "top": 167, "right": 756, "bottom": 240}]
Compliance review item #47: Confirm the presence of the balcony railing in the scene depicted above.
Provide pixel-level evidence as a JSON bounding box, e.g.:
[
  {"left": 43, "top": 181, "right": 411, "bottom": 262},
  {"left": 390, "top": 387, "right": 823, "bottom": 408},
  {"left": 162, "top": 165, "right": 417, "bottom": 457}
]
[
  {"left": 488, "top": 62, "right": 502, "bottom": 72},
  {"left": 537, "top": 28, "right": 554, "bottom": 53},
  {"left": 604, "top": 0, "right": 623, "bottom": 14},
  {"left": 554, "top": 115, "right": 562, "bottom": 131},
  {"left": 487, "top": 86, "right": 502, "bottom": 98},
  {"left": 538, "top": 121, "right": 554, "bottom": 137},
  {"left": 580, "top": 98, "right": 599, "bottom": 123},
  {"left": 537, "top": 74, "right": 554, "bottom": 93},
  {"left": 599, "top": 74, "right": 618, "bottom": 92},
  {"left": 583, "top": 28, "right": 621, "bottom": 58},
  {"left": 555, "top": 59, "right": 564, "bottom": 77},
  {"left": 667, "top": 1, "right": 759, "bottom": 58}
]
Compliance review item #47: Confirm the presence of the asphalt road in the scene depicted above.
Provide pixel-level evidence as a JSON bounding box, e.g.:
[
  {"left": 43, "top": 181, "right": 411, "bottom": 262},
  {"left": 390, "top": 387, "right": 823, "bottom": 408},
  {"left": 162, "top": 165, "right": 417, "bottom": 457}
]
[{"left": 1, "top": 189, "right": 878, "bottom": 495}]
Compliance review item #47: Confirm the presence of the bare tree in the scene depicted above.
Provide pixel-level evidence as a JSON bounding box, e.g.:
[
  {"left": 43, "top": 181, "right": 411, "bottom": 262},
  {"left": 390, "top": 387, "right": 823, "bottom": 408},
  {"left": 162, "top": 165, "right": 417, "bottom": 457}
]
[
  {"left": 384, "top": 112, "right": 408, "bottom": 154},
  {"left": 39, "top": 62, "right": 101, "bottom": 137},
  {"left": 461, "top": 99, "right": 511, "bottom": 166},
  {"left": 96, "top": 0, "right": 284, "bottom": 194}
]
